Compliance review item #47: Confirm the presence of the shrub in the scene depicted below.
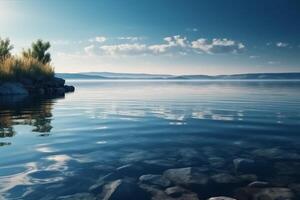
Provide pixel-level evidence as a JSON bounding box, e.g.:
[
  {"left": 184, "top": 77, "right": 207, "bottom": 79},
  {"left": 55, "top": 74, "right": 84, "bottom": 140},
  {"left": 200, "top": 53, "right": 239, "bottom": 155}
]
[
  {"left": 0, "top": 38, "right": 13, "bottom": 62},
  {"left": 22, "top": 40, "right": 51, "bottom": 64},
  {"left": 0, "top": 38, "right": 54, "bottom": 82},
  {"left": 0, "top": 56, "right": 54, "bottom": 81}
]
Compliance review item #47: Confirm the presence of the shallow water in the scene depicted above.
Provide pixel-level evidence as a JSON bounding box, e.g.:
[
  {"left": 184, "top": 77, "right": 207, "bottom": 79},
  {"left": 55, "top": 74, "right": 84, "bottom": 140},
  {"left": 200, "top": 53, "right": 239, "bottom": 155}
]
[{"left": 1, "top": 80, "right": 300, "bottom": 199}]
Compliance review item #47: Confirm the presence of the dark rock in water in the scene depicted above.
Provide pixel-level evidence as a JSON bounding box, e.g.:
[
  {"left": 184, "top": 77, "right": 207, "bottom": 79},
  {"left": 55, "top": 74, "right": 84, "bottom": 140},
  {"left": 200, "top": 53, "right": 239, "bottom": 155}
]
[
  {"left": 235, "top": 187, "right": 295, "bottom": 200},
  {"left": 211, "top": 173, "right": 240, "bottom": 185},
  {"left": 53, "top": 77, "right": 65, "bottom": 87},
  {"left": 208, "top": 196, "right": 236, "bottom": 200},
  {"left": 116, "top": 164, "right": 145, "bottom": 177},
  {"left": 163, "top": 167, "right": 210, "bottom": 189},
  {"left": 248, "top": 181, "right": 270, "bottom": 188},
  {"left": 0, "top": 82, "right": 29, "bottom": 95},
  {"left": 89, "top": 172, "right": 121, "bottom": 193},
  {"left": 139, "top": 174, "right": 171, "bottom": 188},
  {"left": 54, "top": 87, "right": 65, "bottom": 96},
  {"left": 57, "top": 193, "right": 96, "bottom": 200},
  {"left": 233, "top": 158, "right": 257, "bottom": 174},
  {"left": 19, "top": 78, "right": 33, "bottom": 86},
  {"left": 0, "top": 76, "right": 74, "bottom": 97},
  {"left": 99, "top": 179, "right": 148, "bottom": 200},
  {"left": 140, "top": 184, "right": 199, "bottom": 200},
  {"left": 238, "top": 174, "right": 258, "bottom": 183},
  {"left": 64, "top": 85, "right": 75, "bottom": 92},
  {"left": 165, "top": 186, "right": 189, "bottom": 197}
]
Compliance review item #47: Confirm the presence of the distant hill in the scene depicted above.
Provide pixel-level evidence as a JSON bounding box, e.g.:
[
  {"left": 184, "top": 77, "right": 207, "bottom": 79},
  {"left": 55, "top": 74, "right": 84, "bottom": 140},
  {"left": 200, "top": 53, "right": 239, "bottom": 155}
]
[{"left": 56, "top": 72, "right": 300, "bottom": 80}]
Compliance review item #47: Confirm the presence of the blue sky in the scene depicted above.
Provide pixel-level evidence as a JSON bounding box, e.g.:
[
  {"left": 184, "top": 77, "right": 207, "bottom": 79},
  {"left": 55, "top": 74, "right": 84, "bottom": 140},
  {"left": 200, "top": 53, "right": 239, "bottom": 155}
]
[{"left": 1, "top": 0, "right": 300, "bottom": 75}]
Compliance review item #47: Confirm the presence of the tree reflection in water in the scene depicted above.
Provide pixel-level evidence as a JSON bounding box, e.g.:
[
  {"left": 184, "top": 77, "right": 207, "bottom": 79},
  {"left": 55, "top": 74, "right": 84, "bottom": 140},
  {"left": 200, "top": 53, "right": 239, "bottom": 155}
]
[{"left": 0, "top": 95, "right": 61, "bottom": 143}]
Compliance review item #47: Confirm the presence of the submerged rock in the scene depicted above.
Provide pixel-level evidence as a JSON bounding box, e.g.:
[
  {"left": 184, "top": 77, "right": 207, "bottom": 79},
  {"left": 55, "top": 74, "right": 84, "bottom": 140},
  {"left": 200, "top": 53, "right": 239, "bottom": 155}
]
[
  {"left": 57, "top": 193, "right": 96, "bottom": 200},
  {"left": 163, "top": 167, "right": 210, "bottom": 188},
  {"left": 233, "top": 158, "right": 256, "bottom": 174},
  {"left": 140, "top": 184, "right": 199, "bottom": 200},
  {"left": 99, "top": 179, "right": 148, "bottom": 200},
  {"left": 139, "top": 174, "right": 171, "bottom": 188},
  {"left": 211, "top": 173, "right": 240, "bottom": 185},
  {"left": 235, "top": 187, "right": 295, "bottom": 200}
]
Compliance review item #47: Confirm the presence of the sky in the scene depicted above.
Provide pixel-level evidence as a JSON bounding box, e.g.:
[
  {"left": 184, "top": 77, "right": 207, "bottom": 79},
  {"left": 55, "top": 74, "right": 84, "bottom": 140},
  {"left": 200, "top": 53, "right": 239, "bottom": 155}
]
[{"left": 0, "top": 0, "right": 300, "bottom": 75}]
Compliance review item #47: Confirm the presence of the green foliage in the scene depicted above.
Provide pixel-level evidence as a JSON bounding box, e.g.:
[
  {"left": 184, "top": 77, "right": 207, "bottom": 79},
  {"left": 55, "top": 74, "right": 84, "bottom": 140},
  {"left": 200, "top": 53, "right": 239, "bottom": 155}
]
[
  {"left": 0, "top": 38, "right": 54, "bottom": 81},
  {"left": 0, "top": 38, "right": 13, "bottom": 62},
  {"left": 23, "top": 39, "right": 51, "bottom": 64}
]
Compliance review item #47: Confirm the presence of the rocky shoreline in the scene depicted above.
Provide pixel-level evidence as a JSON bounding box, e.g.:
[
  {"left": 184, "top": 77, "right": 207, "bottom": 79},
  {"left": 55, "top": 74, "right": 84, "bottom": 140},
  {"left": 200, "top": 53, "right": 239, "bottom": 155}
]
[
  {"left": 56, "top": 148, "right": 300, "bottom": 200},
  {"left": 0, "top": 77, "right": 74, "bottom": 96}
]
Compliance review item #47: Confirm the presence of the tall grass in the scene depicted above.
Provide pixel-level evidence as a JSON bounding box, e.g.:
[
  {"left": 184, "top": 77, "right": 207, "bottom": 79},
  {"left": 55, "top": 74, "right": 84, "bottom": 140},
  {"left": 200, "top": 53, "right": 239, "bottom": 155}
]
[{"left": 0, "top": 56, "right": 54, "bottom": 82}]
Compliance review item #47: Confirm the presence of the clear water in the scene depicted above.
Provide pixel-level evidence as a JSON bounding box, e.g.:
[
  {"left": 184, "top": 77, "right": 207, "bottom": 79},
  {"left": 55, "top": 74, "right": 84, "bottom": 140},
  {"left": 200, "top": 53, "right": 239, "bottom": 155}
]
[{"left": 1, "top": 80, "right": 300, "bottom": 199}]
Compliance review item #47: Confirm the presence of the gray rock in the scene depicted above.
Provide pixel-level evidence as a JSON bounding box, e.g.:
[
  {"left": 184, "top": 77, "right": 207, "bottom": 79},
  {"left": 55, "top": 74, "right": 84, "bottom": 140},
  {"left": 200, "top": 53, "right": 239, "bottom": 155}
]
[
  {"left": 165, "top": 186, "right": 188, "bottom": 197},
  {"left": 211, "top": 173, "right": 240, "bottom": 184},
  {"left": 163, "top": 167, "right": 210, "bottom": 188},
  {"left": 140, "top": 184, "right": 199, "bottom": 200},
  {"left": 99, "top": 179, "right": 148, "bottom": 200},
  {"left": 208, "top": 197, "right": 236, "bottom": 200},
  {"left": 238, "top": 174, "right": 258, "bottom": 183},
  {"left": 0, "top": 82, "right": 28, "bottom": 95},
  {"left": 208, "top": 157, "right": 226, "bottom": 168},
  {"left": 139, "top": 174, "right": 171, "bottom": 188},
  {"left": 235, "top": 187, "right": 295, "bottom": 200}
]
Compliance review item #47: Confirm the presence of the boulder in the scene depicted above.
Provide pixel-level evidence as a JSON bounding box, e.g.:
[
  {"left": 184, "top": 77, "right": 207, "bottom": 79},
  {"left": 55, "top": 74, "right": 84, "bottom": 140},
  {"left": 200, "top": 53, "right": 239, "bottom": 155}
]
[
  {"left": 163, "top": 167, "right": 210, "bottom": 189},
  {"left": 64, "top": 85, "right": 75, "bottom": 92},
  {"left": 140, "top": 184, "right": 199, "bottom": 200},
  {"left": 235, "top": 187, "right": 295, "bottom": 200},
  {"left": 211, "top": 173, "right": 240, "bottom": 185},
  {"left": 53, "top": 77, "right": 65, "bottom": 87},
  {"left": 139, "top": 174, "right": 171, "bottom": 188},
  {"left": 99, "top": 179, "right": 148, "bottom": 200},
  {"left": 0, "top": 82, "right": 29, "bottom": 96}
]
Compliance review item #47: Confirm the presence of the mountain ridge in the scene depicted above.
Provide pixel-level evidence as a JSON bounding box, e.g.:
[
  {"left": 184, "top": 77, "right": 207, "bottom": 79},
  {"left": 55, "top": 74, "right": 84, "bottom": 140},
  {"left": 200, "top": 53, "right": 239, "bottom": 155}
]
[{"left": 56, "top": 72, "right": 300, "bottom": 80}]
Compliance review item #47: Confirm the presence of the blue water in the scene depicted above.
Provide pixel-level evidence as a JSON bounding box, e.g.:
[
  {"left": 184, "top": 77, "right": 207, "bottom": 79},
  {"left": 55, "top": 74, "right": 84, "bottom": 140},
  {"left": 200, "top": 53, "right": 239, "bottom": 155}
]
[{"left": 1, "top": 80, "right": 300, "bottom": 199}]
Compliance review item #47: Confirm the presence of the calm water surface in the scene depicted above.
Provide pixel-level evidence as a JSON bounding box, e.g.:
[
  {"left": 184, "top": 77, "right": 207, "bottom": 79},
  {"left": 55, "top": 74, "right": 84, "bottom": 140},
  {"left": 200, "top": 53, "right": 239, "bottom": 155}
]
[{"left": 1, "top": 81, "right": 300, "bottom": 199}]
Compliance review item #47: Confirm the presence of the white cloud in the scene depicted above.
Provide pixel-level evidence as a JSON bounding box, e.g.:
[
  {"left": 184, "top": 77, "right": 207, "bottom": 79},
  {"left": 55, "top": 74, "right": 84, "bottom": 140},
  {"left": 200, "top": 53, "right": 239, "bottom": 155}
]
[
  {"left": 95, "top": 36, "right": 106, "bottom": 43},
  {"left": 249, "top": 55, "right": 260, "bottom": 59},
  {"left": 84, "top": 45, "right": 96, "bottom": 55},
  {"left": 89, "top": 36, "right": 106, "bottom": 43},
  {"left": 117, "top": 36, "right": 143, "bottom": 41},
  {"left": 191, "top": 38, "right": 245, "bottom": 54},
  {"left": 84, "top": 35, "right": 245, "bottom": 56},
  {"left": 99, "top": 43, "right": 147, "bottom": 56},
  {"left": 276, "top": 42, "right": 288, "bottom": 47}
]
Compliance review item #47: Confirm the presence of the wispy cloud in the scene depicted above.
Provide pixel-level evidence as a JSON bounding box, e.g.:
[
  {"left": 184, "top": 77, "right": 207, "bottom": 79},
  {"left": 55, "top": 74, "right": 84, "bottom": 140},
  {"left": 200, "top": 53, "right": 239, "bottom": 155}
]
[
  {"left": 89, "top": 36, "right": 107, "bottom": 43},
  {"left": 191, "top": 38, "right": 245, "bottom": 54},
  {"left": 84, "top": 35, "right": 245, "bottom": 56},
  {"left": 117, "top": 36, "right": 144, "bottom": 41},
  {"left": 276, "top": 42, "right": 289, "bottom": 48}
]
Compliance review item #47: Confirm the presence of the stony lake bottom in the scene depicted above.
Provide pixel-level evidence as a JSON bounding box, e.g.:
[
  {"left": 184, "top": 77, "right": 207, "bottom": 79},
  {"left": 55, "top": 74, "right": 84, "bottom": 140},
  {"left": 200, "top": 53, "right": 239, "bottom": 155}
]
[{"left": 0, "top": 80, "right": 300, "bottom": 200}]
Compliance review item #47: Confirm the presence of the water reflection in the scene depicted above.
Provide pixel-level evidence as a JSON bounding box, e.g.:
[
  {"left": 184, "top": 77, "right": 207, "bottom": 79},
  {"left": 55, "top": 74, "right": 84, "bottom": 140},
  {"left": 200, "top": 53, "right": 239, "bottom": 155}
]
[{"left": 0, "top": 95, "right": 61, "bottom": 140}]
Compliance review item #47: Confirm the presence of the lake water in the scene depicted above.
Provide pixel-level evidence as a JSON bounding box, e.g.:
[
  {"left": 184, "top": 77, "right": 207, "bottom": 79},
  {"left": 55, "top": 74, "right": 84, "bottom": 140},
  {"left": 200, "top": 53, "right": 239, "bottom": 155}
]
[{"left": 1, "top": 80, "right": 300, "bottom": 200}]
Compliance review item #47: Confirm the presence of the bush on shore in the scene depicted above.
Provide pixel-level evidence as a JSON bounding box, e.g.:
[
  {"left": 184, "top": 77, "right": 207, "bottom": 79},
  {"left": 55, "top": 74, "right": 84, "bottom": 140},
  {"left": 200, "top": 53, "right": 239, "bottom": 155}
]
[{"left": 0, "top": 38, "right": 54, "bottom": 82}]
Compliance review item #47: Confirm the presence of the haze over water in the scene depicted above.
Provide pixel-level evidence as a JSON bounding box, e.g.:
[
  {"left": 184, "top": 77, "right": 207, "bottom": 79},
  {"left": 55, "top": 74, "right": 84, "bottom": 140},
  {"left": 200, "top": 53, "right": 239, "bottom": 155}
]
[{"left": 0, "top": 80, "right": 300, "bottom": 199}]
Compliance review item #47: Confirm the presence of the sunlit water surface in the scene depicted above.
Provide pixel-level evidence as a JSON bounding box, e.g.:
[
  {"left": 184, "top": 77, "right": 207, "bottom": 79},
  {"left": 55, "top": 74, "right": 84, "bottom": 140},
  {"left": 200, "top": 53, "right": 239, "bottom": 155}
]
[{"left": 1, "top": 80, "right": 300, "bottom": 199}]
